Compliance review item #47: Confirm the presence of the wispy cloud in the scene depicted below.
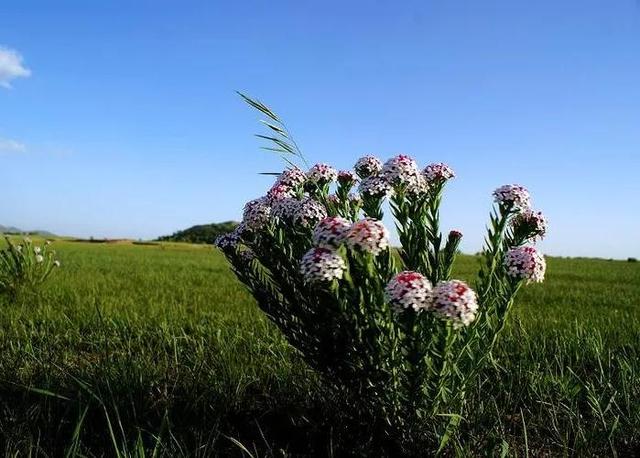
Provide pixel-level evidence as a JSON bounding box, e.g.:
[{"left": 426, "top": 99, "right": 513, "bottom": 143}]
[
  {"left": 0, "top": 138, "right": 27, "bottom": 154},
  {"left": 0, "top": 46, "right": 31, "bottom": 89}
]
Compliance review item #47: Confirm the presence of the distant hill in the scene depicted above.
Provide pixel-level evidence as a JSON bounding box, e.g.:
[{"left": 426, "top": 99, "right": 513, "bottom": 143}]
[
  {"left": 157, "top": 221, "right": 239, "bottom": 245},
  {"left": 0, "top": 225, "right": 56, "bottom": 237}
]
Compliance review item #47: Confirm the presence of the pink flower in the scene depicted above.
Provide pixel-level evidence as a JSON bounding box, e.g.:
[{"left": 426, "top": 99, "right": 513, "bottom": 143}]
[
  {"left": 354, "top": 155, "right": 383, "bottom": 178},
  {"left": 493, "top": 184, "right": 531, "bottom": 210},
  {"left": 358, "top": 175, "right": 392, "bottom": 199},
  {"left": 293, "top": 198, "right": 328, "bottom": 228},
  {"left": 313, "top": 216, "right": 351, "bottom": 248},
  {"left": 300, "top": 247, "right": 346, "bottom": 283},
  {"left": 242, "top": 197, "right": 271, "bottom": 230},
  {"left": 307, "top": 163, "right": 338, "bottom": 185},
  {"left": 385, "top": 271, "right": 433, "bottom": 312},
  {"left": 267, "top": 183, "right": 295, "bottom": 201},
  {"left": 513, "top": 209, "right": 547, "bottom": 241},
  {"left": 276, "top": 167, "right": 307, "bottom": 188},
  {"left": 423, "top": 162, "right": 455, "bottom": 183},
  {"left": 382, "top": 154, "right": 421, "bottom": 187},
  {"left": 345, "top": 218, "right": 390, "bottom": 255},
  {"left": 504, "top": 246, "right": 546, "bottom": 283},
  {"left": 337, "top": 170, "right": 359, "bottom": 187},
  {"left": 431, "top": 280, "right": 478, "bottom": 327}
]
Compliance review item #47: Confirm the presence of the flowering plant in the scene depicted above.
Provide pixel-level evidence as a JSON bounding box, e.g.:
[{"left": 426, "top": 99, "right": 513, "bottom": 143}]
[
  {"left": 0, "top": 236, "right": 61, "bottom": 299},
  {"left": 219, "top": 96, "right": 548, "bottom": 449}
]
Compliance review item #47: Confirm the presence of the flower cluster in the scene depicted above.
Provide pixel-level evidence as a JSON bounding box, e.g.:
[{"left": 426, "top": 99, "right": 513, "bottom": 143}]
[
  {"left": 504, "top": 246, "right": 546, "bottom": 283},
  {"left": 214, "top": 231, "right": 241, "bottom": 251},
  {"left": 423, "top": 162, "right": 455, "bottom": 183},
  {"left": 385, "top": 271, "right": 432, "bottom": 312},
  {"left": 293, "top": 198, "right": 327, "bottom": 228},
  {"left": 337, "top": 170, "right": 359, "bottom": 187},
  {"left": 513, "top": 209, "right": 547, "bottom": 241},
  {"left": 242, "top": 197, "right": 271, "bottom": 230},
  {"left": 430, "top": 280, "right": 478, "bottom": 327},
  {"left": 271, "top": 197, "right": 299, "bottom": 222},
  {"left": 382, "top": 154, "right": 421, "bottom": 188},
  {"left": 300, "top": 247, "right": 346, "bottom": 283},
  {"left": 359, "top": 175, "right": 392, "bottom": 199},
  {"left": 267, "top": 183, "right": 296, "bottom": 201},
  {"left": 354, "top": 155, "right": 383, "bottom": 178},
  {"left": 276, "top": 166, "right": 307, "bottom": 188},
  {"left": 307, "top": 163, "right": 338, "bottom": 185},
  {"left": 345, "top": 218, "right": 389, "bottom": 255},
  {"left": 493, "top": 184, "right": 531, "bottom": 210},
  {"left": 313, "top": 216, "right": 351, "bottom": 248}
]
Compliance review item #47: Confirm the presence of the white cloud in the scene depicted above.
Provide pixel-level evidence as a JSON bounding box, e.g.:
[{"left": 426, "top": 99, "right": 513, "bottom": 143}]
[
  {"left": 0, "top": 138, "right": 27, "bottom": 154},
  {"left": 0, "top": 46, "right": 31, "bottom": 89}
]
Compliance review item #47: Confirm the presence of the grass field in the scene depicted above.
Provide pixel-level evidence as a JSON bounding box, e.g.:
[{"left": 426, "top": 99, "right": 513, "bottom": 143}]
[{"left": 0, "top": 239, "right": 638, "bottom": 456}]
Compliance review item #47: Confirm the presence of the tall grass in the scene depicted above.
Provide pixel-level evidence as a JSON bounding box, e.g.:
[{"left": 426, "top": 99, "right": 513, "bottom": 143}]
[{"left": 0, "top": 240, "right": 638, "bottom": 455}]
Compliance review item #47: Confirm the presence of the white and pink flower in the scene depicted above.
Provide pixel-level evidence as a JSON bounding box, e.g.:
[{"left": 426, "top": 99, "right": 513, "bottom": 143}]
[
  {"left": 267, "top": 183, "right": 296, "bottom": 201},
  {"left": 513, "top": 209, "right": 547, "bottom": 241},
  {"left": 493, "top": 184, "right": 531, "bottom": 210},
  {"left": 504, "top": 246, "right": 546, "bottom": 283},
  {"left": 276, "top": 166, "right": 307, "bottom": 188},
  {"left": 300, "top": 247, "right": 346, "bottom": 283},
  {"left": 337, "top": 170, "right": 359, "bottom": 187},
  {"left": 271, "top": 197, "right": 300, "bottom": 222},
  {"left": 423, "top": 162, "right": 455, "bottom": 183},
  {"left": 358, "top": 175, "right": 392, "bottom": 199},
  {"left": 313, "top": 216, "right": 351, "bottom": 248},
  {"left": 307, "top": 163, "right": 338, "bottom": 185},
  {"left": 431, "top": 280, "right": 478, "bottom": 327},
  {"left": 293, "top": 198, "right": 328, "bottom": 228},
  {"left": 242, "top": 197, "right": 271, "bottom": 230},
  {"left": 385, "top": 271, "right": 433, "bottom": 312},
  {"left": 382, "top": 154, "right": 420, "bottom": 187},
  {"left": 345, "top": 218, "right": 389, "bottom": 255},
  {"left": 354, "top": 155, "right": 383, "bottom": 178}
]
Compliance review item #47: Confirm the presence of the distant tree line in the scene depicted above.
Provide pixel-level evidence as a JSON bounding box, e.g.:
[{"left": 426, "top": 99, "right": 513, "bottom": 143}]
[{"left": 156, "top": 221, "right": 239, "bottom": 245}]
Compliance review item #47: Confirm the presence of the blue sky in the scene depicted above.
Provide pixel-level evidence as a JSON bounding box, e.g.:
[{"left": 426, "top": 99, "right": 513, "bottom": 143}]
[{"left": 2, "top": 0, "right": 639, "bottom": 258}]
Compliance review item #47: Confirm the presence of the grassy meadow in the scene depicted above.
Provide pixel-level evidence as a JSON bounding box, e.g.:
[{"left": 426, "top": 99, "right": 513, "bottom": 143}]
[{"left": 0, "top": 239, "right": 638, "bottom": 456}]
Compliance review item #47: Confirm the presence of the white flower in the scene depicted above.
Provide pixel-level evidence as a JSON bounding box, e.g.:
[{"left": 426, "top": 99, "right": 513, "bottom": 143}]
[
  {"left": 358, "top": 175, "right": 392, "bottom": 199},
  {"left": 354, "top": 155, "right": 383, "bottom": 178},
  {"left": 53, "top": 260, "right": 61, "bottom": 267},
  {"left": 337, "top": 170, "right": 359, "bottom": 187},
  {"left": 493, "top": 184, "right": 531, "bottom": 210},
  {"left": 405, "top": 174, "right": 430, "bottom": 197},
  {"left": 345, "top": 218, "right": 389, "bottom": 255},
  {"left": 267, "top": 183, "right": 296, "bottom": 201},
  {"left": 276, "top": 166, "right": 307, "bottom": 188},
  {"left": 271, "top": 197, "right": 300, "bottom": 222},
  {"left": 307, "top": 163, "right": 338, "bottom": 185},
  {"left": 504, "top": 246, "right": 546, "bottom": 283},
  {"left": 513, "top": 209, "right": 547, "bottom": 241},
  {"left": 214, "top": 232, "right": 240, "bottom": 251},
  {"left": 431, "top": 280, "right": 479, "bottom": 327},
  {"left": 242, "top": 197, "right": 271, "bottom": 230},
  {"left": 385, "top": 271, "right": 433, "bottom": 312},
  {"left": 381, "top": 154, "right": 420, "bottom": 187},
  {"left": 293, "top": 198, "right": 328, "bottom": 228},
  {"left": 300, "top": 247, "right": 346, "bottom": 283},
  {"left": 35, "top": 254, "right": 44, "bottom": 263},
  {"left": 423, "top": 162, "right": 455, "bottom": 183},
  {"left": 34, "top": 246, "right": 42, "bottom": 254},
  {"left": 312, "top": 216, "right": 351, "bottom": 248}
]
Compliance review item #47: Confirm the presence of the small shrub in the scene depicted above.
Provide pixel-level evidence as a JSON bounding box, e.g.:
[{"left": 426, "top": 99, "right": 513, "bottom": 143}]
[
  {"left": 628, "top": 257, "right": 638, "bottom": 263},
  {"left": 0, "top": 236, "right": 60, "bottom": 299}
]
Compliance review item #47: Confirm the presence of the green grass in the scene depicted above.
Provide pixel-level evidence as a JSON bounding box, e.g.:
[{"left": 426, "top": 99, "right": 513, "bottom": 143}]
[{"left": 0, "top": 240, "right": 638, "bottom": 456}]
